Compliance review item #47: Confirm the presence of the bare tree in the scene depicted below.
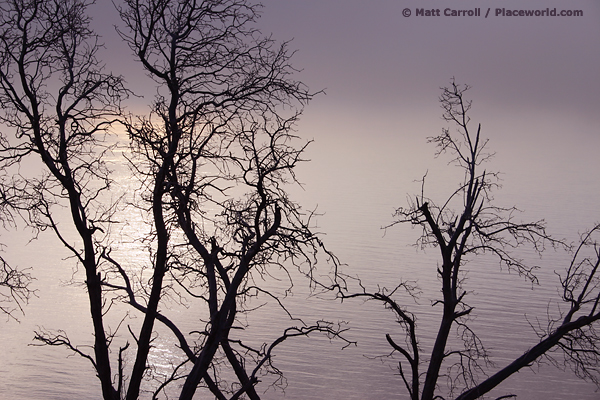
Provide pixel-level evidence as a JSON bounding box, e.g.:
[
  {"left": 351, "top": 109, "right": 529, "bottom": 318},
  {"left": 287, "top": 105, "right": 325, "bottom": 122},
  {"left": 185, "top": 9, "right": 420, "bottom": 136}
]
[
  {"left": 1, "top": 0, "right": 344, "bottom": 399},
  {"left": 0, "top": 256, "right": 33, "bottom": 319},
  {"left": 339, "top": 81, "right": 600, "bottom": 400},
  {"left": 113, "top": 1, "right": 347, "bottom": 398},
  {"left": 456, "top": 222, "right": 600, "bottom": 400},
  {"left": 0, "top": 175, "right": 34, "bottom": 320},
  {"left": 0, "top": 1, "right": 126, "bottom": 398}
]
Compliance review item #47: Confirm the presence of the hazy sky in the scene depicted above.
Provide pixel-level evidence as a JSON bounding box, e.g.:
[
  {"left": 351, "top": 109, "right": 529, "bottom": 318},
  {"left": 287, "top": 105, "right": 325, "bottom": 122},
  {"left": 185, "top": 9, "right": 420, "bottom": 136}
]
[
  {"left": 254, "top": 0, "right": 600, "bottom": 146},
  {"left": 259, "top": 0, "right": 600, "bottom": 115},
  {"left": 252, "top": 0, "right": 600, "bottom": 232},
  {"left": 93, "top": 1, "right": 600, "bottom": 126},
  {"left": 90, "top": 0, "right": 600, "bottom": 231}
]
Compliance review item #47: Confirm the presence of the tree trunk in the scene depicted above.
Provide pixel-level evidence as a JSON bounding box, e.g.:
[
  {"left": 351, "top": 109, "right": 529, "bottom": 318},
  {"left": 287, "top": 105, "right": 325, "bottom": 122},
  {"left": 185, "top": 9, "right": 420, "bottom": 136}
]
[{"left": 456, "top": 314, "right": 600, "bottom": 400}]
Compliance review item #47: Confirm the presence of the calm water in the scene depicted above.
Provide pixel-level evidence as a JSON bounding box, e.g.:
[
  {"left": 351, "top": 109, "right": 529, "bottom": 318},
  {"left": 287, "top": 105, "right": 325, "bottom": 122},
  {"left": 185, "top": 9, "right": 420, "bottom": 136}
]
[{"left": 1, "top": 129, "right": 599, "bottom": 400}]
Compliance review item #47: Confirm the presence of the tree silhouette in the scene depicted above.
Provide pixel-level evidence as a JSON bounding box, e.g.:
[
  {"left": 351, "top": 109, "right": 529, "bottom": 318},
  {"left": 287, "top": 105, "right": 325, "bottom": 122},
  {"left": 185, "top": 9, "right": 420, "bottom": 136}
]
[
  {"left": 0, "top": 0, "right": 344, "bottom": 399},
  {"left": 0, "top": 0, "right": 126, "bottom": 397},
  {"left": 339, "top": 81, "right": 600, "bottom": 400},
  {"left": 0, "top": 257, "right": 33, "bottom": 319}
]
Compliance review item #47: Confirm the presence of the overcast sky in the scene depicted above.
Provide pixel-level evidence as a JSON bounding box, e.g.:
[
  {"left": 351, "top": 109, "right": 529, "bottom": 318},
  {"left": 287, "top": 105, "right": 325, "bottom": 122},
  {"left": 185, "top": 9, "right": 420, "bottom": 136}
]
[
  {"left": 90, "top": 0, "right": 600, "bottom": 232},
  {"left": 260, "top": 0, "right": 600, "bottom": 114},
  {"left": 93, "top": 1, "right": 600, "bottom": 126},
  {"left": 254, "top": 0, "right": 600, "bottom": 144},
  {"left": 252, "top": 1, "right": 600, "bottom": 228}
]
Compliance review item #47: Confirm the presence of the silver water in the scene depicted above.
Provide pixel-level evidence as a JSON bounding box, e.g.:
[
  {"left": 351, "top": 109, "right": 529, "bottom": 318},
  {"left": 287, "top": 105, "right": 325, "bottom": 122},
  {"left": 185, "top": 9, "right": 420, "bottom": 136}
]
[{"left": 1, "top": 129, "right": 599, "bottom": 399}]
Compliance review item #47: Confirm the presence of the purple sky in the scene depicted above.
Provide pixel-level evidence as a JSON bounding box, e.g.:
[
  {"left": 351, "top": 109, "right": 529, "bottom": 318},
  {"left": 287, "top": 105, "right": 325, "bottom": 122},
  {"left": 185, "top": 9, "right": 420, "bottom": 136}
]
[
  {"left": 242, "top": 1, "right": 600, "bottom": 230},
  {"left": 257, "top": 0, "right": 600, "bottom": 115},
  {"left": 90, "top": 0, "right": 600, "bottom": 228},
  {"left": 93, "top": 1, "right": 600, "bottom": 120}
]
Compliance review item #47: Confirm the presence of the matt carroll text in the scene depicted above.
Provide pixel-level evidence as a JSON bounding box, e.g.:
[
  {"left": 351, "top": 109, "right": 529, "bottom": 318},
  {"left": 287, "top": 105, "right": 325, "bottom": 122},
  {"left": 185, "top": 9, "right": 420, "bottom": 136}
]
[
  {"left": 409, "top": 8, "right": 583, "bottom": 18},
  {"left": 415, "top": 8, "right": 483, "bottom": 17}
]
